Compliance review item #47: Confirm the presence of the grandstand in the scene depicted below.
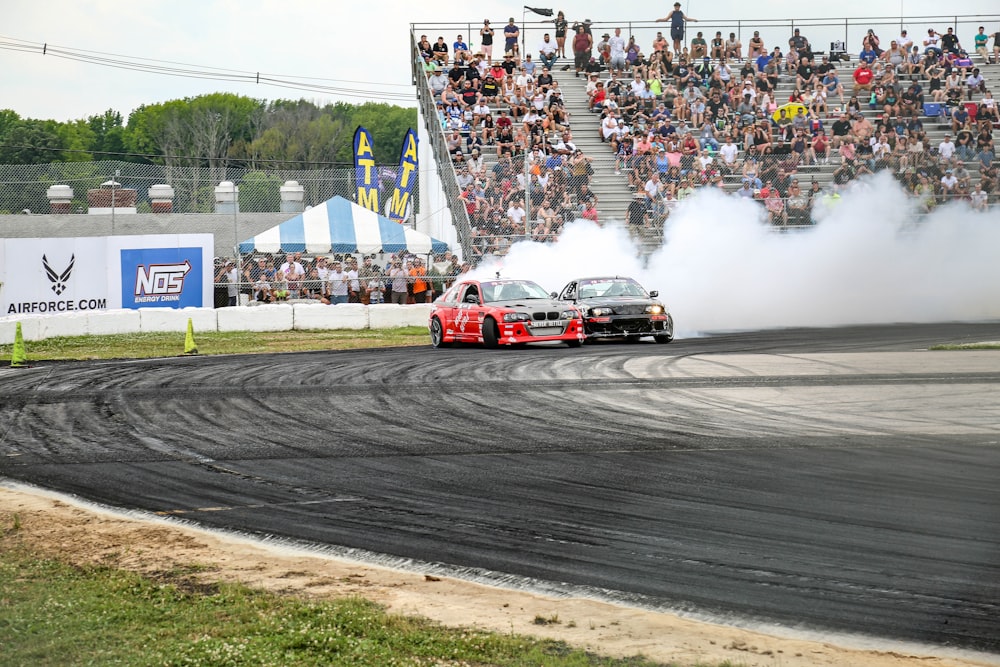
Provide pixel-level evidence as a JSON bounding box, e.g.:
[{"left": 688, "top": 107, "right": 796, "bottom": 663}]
[{"left": 412, "top": 15, "right": 1000, "bottom": 260}]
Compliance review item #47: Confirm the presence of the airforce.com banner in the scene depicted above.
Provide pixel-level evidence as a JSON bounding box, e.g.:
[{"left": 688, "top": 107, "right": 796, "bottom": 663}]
[{"left": 1, "top": 234, "right": 213, "bottom": 316}]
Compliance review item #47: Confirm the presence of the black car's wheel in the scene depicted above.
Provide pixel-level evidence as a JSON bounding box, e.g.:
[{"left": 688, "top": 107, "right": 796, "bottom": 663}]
[
  {"left": 655, "top": 314, "right": 675, "bottom": 344},
  {"left": 429, "top": 317, "right": 450, "bottom": 348},
  {"left": 482, "top": 317, "right": 500, "bottom": 348}
]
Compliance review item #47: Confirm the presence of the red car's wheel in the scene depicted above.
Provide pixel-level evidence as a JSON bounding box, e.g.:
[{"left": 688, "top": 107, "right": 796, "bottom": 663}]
[
  {"left": 482, "top": 317, "right": 501, "bottom": 348},
  {"left": 430, "top": 317, "right": 451, "bottom": 348}
]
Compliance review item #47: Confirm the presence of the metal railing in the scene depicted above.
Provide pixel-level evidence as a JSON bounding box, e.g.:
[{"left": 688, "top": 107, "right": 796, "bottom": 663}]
[
  {"left": 410, "top": 33, "right": 476, "bottom": 260},
  {"left": 413, "top": 14, "right": 1000, "bottom": 68}
]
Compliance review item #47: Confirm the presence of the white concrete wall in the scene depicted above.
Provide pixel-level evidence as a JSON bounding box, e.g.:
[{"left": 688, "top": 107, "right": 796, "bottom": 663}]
[{"left": 0, "top": 303, "right": 434, "bottom": 344}]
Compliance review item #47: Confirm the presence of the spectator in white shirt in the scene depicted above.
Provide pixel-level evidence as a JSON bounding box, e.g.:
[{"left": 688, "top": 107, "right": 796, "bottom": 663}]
[{"left": 937, "top": 134, "right": 956, "bottom": 162}]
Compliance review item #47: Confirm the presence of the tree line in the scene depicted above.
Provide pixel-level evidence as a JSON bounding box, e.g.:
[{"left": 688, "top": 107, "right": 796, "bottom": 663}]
[{"left": 0, "top": 95, "right": 417, "bottom": 168}]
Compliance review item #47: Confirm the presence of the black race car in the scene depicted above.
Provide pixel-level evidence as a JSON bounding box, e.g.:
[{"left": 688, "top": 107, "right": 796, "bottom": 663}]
[{"left": 555, "top": 276, "right": 674, "bottom": 343}]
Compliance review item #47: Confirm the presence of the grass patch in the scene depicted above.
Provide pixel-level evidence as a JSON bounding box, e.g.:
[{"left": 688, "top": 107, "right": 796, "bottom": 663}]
[
  {"left": 0, "top": 327, "right": 429, "bottom": 362},
  {"left": 0, "top": 545, "right": 672, "bottom": 667},
  {"left": 930, "top": 342, "right": 1000, "bottom": 351}
]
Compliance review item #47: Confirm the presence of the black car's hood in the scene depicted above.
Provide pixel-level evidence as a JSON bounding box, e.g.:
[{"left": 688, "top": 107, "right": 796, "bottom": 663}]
[
  {"left": 578, "top": 296, "right": 660, "bottom": 309},
  {"left": 490, "top": 298, "right": 571, "bottom": 310}
]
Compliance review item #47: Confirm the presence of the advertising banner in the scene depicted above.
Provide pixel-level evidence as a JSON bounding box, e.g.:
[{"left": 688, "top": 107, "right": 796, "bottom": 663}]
[
  {"left": 386, "top": 128, "right": 418, "bottom": 222},
  {"left": 353, "top": 126, "right": 379, "bottom": 213},
  {"left": 1, "top": 235, "right": 213, "bottom": 316}
]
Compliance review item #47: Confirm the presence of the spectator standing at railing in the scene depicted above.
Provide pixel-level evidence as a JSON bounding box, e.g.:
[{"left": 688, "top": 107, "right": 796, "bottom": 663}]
[
  {"left": 216, "top": 260, "right": 238, "bottom": 307},
  {"left": 478, "top": 20, "right": 495, "bottom": 64},
  {"left": 572, "top": 24, "right": 593, "bottom": 77},
  {"left": 408, "top": 258, "right": 430, "bottom": 304},
  {"left": 326, "top": 260, "right": 350, "bottom": 305},
  {"left": 656, "top": 2, "right": 697, "bottom": 55},
  {"left": 503, "top": 18, "right": 520, "bottom": 60},
  {"left": 608, "top": 28, "right": 628, "bottom": 76}
]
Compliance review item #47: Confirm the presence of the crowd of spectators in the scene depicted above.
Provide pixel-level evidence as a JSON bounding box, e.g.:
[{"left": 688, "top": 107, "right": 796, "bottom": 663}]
[
  {"left": 214, "top": 251, "right": 470, "bottom": 306},
  {"left": 575, "top": 20, "right": 1000, "bottom": 235},
  {"left": 421, "top": 18, "right": 612, "bottom": 256},
  {"left": 421, "top": 17, "right": 999, "bottom": 252}
]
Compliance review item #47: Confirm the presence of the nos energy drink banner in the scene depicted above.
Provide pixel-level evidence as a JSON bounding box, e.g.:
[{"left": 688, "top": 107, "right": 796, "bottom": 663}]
[
  {"left": 353, "top": 126, "right": 378, "bottom": 213},
  {"left": 386, "top": 129, "right": 418, "bottom": 222},
  {"left": 120, "top": 247, "right": 203, "bottom": 308},
  {"left": 1, "top": 234, "right": 213, "bottom": 315}
]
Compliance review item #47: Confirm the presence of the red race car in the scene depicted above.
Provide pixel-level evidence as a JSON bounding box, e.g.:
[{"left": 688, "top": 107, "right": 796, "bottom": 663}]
[{"left": 429, "top": 279, "right": 585, "bottom": 348}]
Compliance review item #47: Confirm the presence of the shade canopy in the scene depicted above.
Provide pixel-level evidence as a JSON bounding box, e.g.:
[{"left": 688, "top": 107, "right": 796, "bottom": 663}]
[{"left": 239, "top": 196, "right": 448, "bottom": 255}]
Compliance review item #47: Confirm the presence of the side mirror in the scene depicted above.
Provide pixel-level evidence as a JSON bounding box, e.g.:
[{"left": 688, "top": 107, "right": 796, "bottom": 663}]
[
  {"left": 549, "top": 291, "right": 559, "bottom": 299},
  {"left": 649, "top": 290, "right": 659, "bottom": 298}
]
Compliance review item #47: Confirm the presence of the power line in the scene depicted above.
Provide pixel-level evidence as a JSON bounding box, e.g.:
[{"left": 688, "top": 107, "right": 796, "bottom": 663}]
[
  {"left": 0, "top": 35, "right": 418, "bottom": 103},
  {"left": 0, "top": 142, "right": 350, "bottom": 167}
]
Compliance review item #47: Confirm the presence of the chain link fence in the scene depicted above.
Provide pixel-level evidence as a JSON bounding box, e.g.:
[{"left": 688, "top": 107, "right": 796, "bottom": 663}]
[{"left": 0, "top": 160, "right": 415, "bottom": 215}]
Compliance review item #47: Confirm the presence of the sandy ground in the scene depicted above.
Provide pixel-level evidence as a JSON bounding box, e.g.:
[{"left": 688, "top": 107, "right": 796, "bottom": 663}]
[{"left": 1, "top": 484, "right": 997, "bottom": 667}]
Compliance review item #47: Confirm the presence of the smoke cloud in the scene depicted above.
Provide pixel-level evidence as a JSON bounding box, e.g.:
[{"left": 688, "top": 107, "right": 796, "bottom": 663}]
[{"left": 470, "top": 173, "right": 1000, "bottom": 337}]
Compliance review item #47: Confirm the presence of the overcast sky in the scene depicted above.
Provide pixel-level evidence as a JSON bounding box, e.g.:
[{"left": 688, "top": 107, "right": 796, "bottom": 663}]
[{"left": 2, "top": 0, "right": 996, "bottom": 122}]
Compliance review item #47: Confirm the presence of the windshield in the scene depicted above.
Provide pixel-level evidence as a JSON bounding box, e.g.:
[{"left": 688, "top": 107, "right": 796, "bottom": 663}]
[
  {"left": 577, "top": 278, "right": 648, "bottom": 299},
  {"left": 481, "top": 280, "right": 550, "bottom": 302}
]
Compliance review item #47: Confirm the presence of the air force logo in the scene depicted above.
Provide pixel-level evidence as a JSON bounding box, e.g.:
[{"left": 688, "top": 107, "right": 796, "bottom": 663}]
[{"left": 43, "top": 253, "right": 75, "bottom": 295}]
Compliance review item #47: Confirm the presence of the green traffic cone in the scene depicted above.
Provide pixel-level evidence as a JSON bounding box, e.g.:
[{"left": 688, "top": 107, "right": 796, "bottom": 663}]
[
  {"left": 10, "top": 321, "right": 28, "bottom": 368},
  {"left": 183, "top": 317, "right": 198, "bottom": 355}
]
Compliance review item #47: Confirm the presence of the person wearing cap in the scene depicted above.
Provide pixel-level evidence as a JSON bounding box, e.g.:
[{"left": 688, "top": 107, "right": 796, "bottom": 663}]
[
  {"left": 480, "top": 19, "right": 495, "bottom": 65},
  {"left": 938, "top": 133, "right": 956, "bottom": 163},
  {"left": 657, "top": 2, "right": 697, "bottom": 55},
  {"left": 503, "top": 17, "right": 520, "bottom": 60},
  {"left": 788, "top": 27, "right": 811, "bottom": 59},
  {"left": 596, "top": 32, "right": 612, "bottom": 67},
  {"left": 572, "top": 22, "right": 593, "bottom": 77},
  {"left": 428, "top": 65, "right": 448, "bottom": 93},
  {"left": 923, "top": 28, "right": 943, "bottom": 57},
  {"left": 897, "top": 28, "right": 913, "bottom": 53},
  {"left": 940, "top": 167, "right": 959, "bottom": 195}
]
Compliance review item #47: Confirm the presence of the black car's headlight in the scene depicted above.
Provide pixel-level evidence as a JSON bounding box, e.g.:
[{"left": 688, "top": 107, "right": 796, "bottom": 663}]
[
  {"left": 645, "top": 304, "right": 664, "bottom": 315},
  {"left": 503, "top": 312, "right": 531, "bottom": 322},
  {"left": 589, "top": 307, "right": 613, "bottom": 316}
]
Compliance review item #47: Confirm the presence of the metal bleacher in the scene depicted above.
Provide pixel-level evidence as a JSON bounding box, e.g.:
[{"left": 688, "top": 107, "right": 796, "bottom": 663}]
[{"left": 411, "top": 16, "right": 1000, "bottom": 257}]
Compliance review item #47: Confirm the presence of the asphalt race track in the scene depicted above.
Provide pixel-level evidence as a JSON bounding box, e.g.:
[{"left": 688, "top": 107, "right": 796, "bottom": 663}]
[{"left": 1, "top": 322, "right": 999, "bottom": 655}]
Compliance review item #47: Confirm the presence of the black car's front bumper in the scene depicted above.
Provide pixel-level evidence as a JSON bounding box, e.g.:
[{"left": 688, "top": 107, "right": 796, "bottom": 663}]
[{"left": 584, "top": 314, "right": 672, "bottom": 338}]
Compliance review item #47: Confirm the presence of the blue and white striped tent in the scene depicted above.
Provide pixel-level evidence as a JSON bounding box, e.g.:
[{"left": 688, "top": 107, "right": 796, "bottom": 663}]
[{"left": 239, "top": 196, "right": 448, "bottom": 255}]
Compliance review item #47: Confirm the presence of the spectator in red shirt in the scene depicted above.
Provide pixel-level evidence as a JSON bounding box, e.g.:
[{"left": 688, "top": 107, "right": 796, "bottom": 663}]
[{"left": 852, "top": 61, "right": 874, "bottom": 97}]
